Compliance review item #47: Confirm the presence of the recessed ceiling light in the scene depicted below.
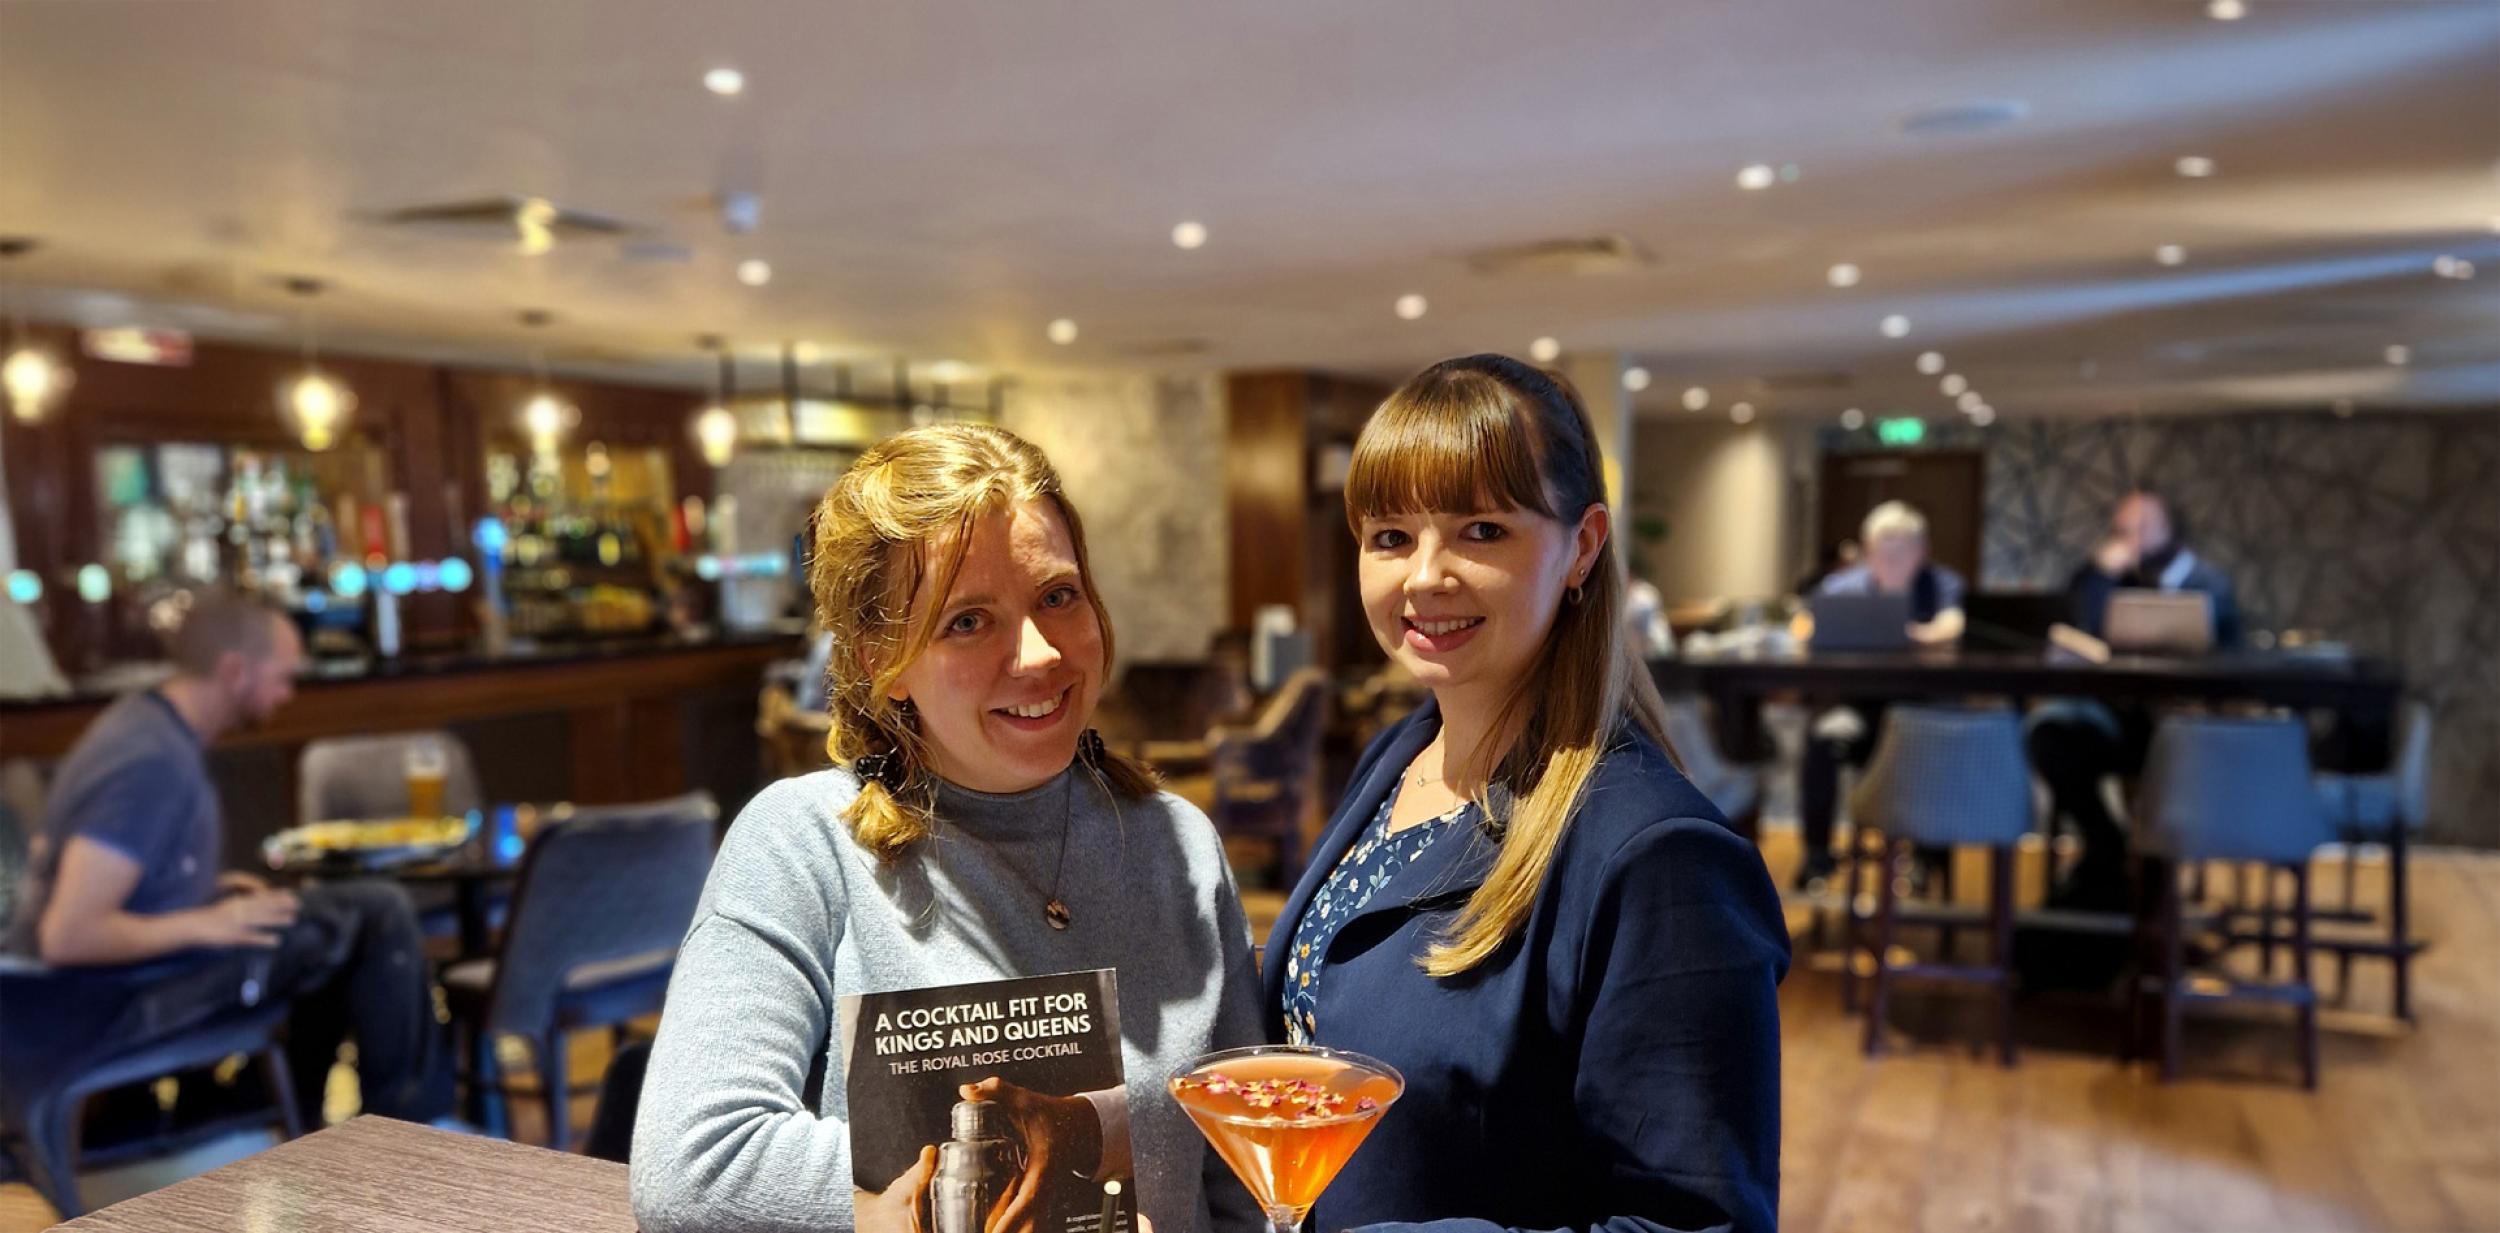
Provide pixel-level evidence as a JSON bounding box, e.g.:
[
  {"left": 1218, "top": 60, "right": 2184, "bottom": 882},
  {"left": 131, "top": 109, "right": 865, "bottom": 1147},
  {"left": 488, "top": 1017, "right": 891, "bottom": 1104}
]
[
  {"left": 1047, "top": 318, "right": 1080, "bottom": 345},
  {"left": 2433, "top": 255, "right": 2476, "bottom": 281},
  {"left": 1840, "top": 407, "right": 1865, "bottom": 430},
  {"left": 736, "top": 259, "right": 771, "bottom": 286},
  {"left": 1915, "top": 351, "right": 1945, "bottom": 375},
  {"left": 1623, "top": 366, "right": 1652, "bottom": 392},
  {"left": 930, "top": 360, "right": 970, "bottom": 383},
  {"left": 1969, "top": 404, "right": 1996, "bottom": 426},
  {"left": 1827, "top": 263, "right": 1861, "bottom": 288},
  {"left": 2208, "top": 0, "right": 2246, "bottom": 19},
  {"left": 704, "top": 67, "right": 745, "bottom": 96},
  {"left": 1941, "top": 373, "right": 1969, "bottom": 396},
  {"left": 1529, "top": 336, "right": 1561, "bottom": 363},
  {"left": 2155, "top": 244, "right": 2187, "bottom": 266},
  {"left": 1730, "top": 402, "right": 1757, "bottom": 424},
  {"left": 1682, "top": 386, "right": 1710, "bottom": 412},
  {"left": 1880, "top": 314, "right": 1912, "bottom": 339},
  {"left": 1394, "top": 293, "right": 1428, "bottom": 321},
  {"left": 1736, "top": 164, "right": 1777, "bottom": 191},
  {"left": 1171, "top": 221, "right": 1208, "bottom": 250},
  {"left": 2385, "top": 344, "right": 2411, "bottom": 366},
  {"left": 1957, "top": 390, "right": 1984, "bottom": 412},
  {"left": 2175, "top": 156, "right": 2216, "bottom": 178}
]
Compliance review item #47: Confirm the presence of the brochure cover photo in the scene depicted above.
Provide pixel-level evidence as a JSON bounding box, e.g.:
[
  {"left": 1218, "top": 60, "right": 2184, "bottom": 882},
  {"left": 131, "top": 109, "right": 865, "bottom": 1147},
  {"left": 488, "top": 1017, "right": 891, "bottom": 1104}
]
[{"left": 840, "top": 969, "right": 1132, "bottom": 1233}]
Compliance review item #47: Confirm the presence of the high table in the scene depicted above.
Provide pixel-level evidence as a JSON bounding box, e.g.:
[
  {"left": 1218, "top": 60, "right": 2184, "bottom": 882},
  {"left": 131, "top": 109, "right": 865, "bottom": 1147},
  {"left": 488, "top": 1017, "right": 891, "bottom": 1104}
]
[
  {"left": 1651, "top": 647, "right": 2404, "bottom": 766},
  {"left": 54, "top": 1116, "right": 633, "bottom": 1232}
]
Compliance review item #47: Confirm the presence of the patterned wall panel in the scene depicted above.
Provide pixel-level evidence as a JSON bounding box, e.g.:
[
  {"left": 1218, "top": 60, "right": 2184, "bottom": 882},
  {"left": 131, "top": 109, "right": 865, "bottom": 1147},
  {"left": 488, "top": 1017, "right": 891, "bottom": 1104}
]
[{"left": 1978, "top": 411, "right": 2500, "bottom": 847}]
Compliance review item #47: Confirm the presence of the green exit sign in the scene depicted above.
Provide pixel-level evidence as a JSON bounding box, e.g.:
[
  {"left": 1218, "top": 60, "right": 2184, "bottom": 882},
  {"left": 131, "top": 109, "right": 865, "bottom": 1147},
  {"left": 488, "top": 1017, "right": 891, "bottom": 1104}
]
[{"left": 1875, "top": 417, "right": 1926, "bottom": 446}]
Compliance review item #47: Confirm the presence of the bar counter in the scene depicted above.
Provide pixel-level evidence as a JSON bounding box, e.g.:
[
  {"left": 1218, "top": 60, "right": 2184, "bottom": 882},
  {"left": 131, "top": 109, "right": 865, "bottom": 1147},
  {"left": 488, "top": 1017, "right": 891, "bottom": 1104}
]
[{"left": 1, "top": 627, "right": 801, "bottom": 865}]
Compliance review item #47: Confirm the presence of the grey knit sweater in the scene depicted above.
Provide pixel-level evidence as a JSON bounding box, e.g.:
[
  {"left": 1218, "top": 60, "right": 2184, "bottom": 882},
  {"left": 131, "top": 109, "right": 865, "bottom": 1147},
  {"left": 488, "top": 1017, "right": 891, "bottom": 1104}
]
[{"left": 630, "top": 767, "right": 1265, "bottom": 1233}]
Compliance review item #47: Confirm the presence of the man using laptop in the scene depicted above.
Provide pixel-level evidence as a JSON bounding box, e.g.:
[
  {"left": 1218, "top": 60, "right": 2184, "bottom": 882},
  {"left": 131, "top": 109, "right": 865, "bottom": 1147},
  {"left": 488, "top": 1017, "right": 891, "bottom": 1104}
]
[
  {"left": 2028, "top": 490, "right": 2241, "bottom": 905},
  {"left": 1794, "top": 501, "right": 1966, "bottom": 887},
  {"left": 2063, "top": 490, "right": 2240, "bottom": 648},
  {"left": 7, "top": 590, "right": 450, "bottom": 1129}
]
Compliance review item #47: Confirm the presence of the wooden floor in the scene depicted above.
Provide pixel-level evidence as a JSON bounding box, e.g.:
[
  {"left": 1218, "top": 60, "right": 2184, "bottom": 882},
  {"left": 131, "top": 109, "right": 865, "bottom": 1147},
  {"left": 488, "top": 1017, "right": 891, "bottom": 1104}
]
[{"left": 10, "top": 840, "right": 2498, "bottom": 1232}]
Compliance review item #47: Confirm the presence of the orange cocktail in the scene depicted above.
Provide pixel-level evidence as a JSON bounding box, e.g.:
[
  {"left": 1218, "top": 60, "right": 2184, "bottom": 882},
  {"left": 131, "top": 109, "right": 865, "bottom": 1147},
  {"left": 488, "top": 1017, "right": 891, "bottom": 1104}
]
[{"left": 1170, "top": 1045, "right": 1403, "bottom": 1233}]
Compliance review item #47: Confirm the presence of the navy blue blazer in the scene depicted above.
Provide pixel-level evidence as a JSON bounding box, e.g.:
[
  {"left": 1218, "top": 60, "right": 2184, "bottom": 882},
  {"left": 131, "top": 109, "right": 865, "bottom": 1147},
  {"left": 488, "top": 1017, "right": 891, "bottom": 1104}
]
[{"left": 1259, "top": 700, "right": 1789, "bottom": 1233}]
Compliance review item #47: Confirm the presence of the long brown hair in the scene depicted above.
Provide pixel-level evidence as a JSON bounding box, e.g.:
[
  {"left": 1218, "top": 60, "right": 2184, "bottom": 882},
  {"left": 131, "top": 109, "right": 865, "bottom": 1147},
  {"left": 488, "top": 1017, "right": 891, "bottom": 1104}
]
[
  {"left": 808, "top": 423, "right": 1158, "bottom": 861},
  {"left": 1345, "top": 354, "right": 1671, "bottom": 976}
]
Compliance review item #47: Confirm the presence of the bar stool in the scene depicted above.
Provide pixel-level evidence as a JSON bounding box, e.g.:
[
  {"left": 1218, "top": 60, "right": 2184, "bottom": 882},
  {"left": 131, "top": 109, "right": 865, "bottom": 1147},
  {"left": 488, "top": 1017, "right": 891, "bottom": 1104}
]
[
  {"left": 2313, "top": 698, "right": 2432, "bottom": 1019},
  {"left": 1661, "top": 694, "right": 1764, "bottom": 842},
  {"left": 2131, "top": 714, "right": 2332, "bottom": 1089},
  {"left": 1844, "top": 705, "right": 2033, "bottom": 1065}
]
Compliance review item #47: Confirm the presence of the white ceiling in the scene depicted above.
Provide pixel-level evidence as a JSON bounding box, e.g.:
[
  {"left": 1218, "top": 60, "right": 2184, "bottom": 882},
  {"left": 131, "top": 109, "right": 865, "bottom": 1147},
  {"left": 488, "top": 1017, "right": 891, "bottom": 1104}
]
[{"left": 1, "top": 0, "right": 2495, "bottom": 419}]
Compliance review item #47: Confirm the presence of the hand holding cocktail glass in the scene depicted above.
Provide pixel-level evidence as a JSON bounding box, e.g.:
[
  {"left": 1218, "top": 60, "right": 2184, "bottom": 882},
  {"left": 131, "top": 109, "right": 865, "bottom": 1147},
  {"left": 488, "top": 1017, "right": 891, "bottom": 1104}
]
[{"left": 1170, "top": 1045, "right": 1403, "bottom": 1233}]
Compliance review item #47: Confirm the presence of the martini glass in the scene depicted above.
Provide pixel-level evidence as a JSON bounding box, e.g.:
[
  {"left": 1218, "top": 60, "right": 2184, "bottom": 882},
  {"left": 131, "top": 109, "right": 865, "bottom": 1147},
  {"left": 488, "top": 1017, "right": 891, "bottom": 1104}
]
[{"left": 1169, "top": 1044, "right": 1403, "bottom": 1233}]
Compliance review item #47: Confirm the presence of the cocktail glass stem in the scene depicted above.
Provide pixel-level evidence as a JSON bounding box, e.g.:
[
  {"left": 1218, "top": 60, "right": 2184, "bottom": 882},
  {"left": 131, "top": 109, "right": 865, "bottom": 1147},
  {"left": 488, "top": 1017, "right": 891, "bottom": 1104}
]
[{"left": 1267, "top": 1204, "right": 1304, "bottom": 1233}]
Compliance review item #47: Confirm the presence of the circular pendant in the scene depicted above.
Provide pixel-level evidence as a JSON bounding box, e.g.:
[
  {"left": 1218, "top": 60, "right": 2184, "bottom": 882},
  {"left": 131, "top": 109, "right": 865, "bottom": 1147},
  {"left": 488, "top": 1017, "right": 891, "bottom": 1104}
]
[{"left": 1045, "top": 899, "right": 1072, "bottom": 931}]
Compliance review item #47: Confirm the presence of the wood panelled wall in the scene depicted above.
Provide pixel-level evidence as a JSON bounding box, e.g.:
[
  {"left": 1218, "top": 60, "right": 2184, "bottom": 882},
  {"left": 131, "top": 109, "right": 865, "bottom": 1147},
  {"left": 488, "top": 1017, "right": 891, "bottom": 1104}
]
[
  {"left": 1223, "top": 370, "right": 1387, "bottom": 673},
  {"left": 0, "top": 325, "right": 708, "bottom": 672}
]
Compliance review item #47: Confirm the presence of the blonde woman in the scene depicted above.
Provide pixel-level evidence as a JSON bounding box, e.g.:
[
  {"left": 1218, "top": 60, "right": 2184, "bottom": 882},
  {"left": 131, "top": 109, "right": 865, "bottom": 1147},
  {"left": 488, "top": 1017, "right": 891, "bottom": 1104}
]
[
  {"left": 634, "top": 425, "right": 1262, "bottom": 1233},
  {"left": 1264, "top": 356, "right": 1789, "bottom": 1233}
]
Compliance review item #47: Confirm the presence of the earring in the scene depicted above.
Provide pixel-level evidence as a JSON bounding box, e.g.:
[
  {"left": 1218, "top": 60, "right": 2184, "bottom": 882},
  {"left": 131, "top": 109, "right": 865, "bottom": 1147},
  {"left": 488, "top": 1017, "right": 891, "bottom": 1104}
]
[
  {"left": 1077, "top": 728, "right": 1108, "bottom": 768},
  {"left": 1567, "top": 583, "right": 1585, "bottom": 606}
]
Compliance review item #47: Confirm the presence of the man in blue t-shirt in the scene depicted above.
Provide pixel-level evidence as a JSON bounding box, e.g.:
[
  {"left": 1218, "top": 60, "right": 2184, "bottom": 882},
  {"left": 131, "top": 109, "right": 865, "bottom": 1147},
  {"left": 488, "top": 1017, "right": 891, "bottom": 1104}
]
[
  {"left": 1795, "top": 501, "right": 1967, "bottom": 888},
  {"left": 7, "top": 592, "right": 446, "bottom": 1125}
]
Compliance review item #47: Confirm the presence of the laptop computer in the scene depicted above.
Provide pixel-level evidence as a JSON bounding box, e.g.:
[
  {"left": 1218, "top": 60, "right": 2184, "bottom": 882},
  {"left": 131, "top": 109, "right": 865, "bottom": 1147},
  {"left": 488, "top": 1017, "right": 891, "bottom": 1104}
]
[
  {"left": 2104, "top": 588, "right": 2214, "bottom": 655},
  {"left": 1807, "top": 592, "right": 1916, "bottom": 652}
]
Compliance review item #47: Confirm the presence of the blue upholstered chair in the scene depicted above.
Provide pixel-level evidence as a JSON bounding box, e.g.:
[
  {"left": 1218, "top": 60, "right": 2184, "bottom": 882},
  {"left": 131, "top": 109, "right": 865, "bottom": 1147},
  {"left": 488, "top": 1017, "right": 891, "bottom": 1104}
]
[
  {"left": 1660, "top": 695, "right": 1762, "bottom": 841},
  {"left": 2132, "top": 714, "right": 2333, "bottom": 1088},
  {"left": 2313, "top": 699, "right": 2432, "bottom": 1019},
  {"left": 0, "top": 953, "right": 302, "bottom": 1219},
  {"left": 441, "top": 792, "right": 715, "bottom": 1151},
  {"left": 1843, "top": 705, "right": 2034, "bottom": 1064}
]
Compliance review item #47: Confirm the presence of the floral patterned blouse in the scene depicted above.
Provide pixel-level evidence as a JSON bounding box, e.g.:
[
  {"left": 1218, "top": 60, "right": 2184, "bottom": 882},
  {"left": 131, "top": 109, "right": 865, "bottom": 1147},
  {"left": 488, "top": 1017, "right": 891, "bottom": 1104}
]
[{"left": 1281, "top": 787, "right": 1476, "bottom": 1045}]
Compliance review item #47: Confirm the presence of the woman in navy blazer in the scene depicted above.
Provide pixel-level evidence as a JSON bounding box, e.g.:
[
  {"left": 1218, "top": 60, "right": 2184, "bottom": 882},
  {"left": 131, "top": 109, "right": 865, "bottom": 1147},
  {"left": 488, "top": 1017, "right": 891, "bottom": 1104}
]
[{"left": 1261, "top": 355, "right": 1789, "bottom": 1233}]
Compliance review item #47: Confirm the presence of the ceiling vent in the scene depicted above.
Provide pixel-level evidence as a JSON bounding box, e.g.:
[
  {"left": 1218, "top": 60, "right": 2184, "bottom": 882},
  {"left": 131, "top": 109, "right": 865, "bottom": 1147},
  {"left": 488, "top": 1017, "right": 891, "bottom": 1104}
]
[
  {"left": 370, "top": 195, "right": 630, "bottom": 244},
  {"left": 1901, "top": 99, "right": 2031, "bottom": 137},
  {"left": 1464, "top": 234, "right": 1653, "bottom": 278}
]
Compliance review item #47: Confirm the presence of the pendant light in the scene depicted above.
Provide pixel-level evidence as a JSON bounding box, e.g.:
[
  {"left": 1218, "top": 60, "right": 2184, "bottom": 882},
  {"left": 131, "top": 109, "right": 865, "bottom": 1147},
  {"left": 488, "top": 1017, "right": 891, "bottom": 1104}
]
[
  {"left": 693, "top": 334, "right": 737, "bottom": 467},
  {"left": 276, "top": 276, "right": 354, "bottom": 450},
  {"left": 516, "top": 310, "right": 572, "bottom": 456},
  {"left": 1, "top": 239, "right": 73, "bottom": 424}
]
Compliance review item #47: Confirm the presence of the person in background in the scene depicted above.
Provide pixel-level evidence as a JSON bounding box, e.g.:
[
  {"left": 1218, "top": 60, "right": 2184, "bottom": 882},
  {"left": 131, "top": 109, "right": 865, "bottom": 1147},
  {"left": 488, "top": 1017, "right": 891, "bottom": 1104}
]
[
  {"left": 1267, "top": 355, "right": 1787, "bottom": 1233},
  {"left": 1793, "top": 501, "right": 1966, "bottom": 887},
  {"left": 2060, "top": 489, "right": 2239, "bottom": 649},
  {"left": 5, "top": 590, "right": 448, "bottom": 1128},
  {"left": 2027, "top": 490, "right": 2240, "bottom": 906}
]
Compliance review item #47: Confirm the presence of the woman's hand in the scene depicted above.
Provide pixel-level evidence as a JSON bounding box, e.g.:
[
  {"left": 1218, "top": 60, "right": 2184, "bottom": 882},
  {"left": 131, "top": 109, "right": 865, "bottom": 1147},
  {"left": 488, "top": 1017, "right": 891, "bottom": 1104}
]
[
  {"left": 854, "top": 1145, "right": 939, "bottom": 1233},
  {"left": 960, "top": 1076, "right": 1105, "bottom": 1233}
]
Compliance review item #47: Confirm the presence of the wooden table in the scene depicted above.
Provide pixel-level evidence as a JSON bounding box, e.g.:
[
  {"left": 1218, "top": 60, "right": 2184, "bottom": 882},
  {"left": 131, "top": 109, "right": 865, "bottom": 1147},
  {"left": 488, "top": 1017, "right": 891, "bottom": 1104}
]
[{"left": 57, "top": 1116, "right": 633, "bottom": 1232}]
